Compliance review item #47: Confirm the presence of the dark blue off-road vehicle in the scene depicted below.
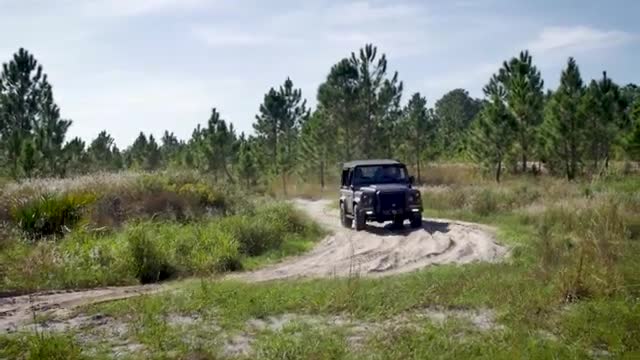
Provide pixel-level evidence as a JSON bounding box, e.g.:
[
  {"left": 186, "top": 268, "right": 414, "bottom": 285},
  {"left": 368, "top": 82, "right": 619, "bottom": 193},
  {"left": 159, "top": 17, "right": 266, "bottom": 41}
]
[{"left": 339, "top": 159, "right": 423, "bottom": 231}]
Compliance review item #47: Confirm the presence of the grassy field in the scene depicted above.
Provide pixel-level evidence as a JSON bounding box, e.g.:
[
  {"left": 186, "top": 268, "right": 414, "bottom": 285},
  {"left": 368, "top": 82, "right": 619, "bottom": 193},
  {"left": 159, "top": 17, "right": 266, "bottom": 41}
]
[{"left": 1, "top": 166, "right": 639, "bottom": 359}]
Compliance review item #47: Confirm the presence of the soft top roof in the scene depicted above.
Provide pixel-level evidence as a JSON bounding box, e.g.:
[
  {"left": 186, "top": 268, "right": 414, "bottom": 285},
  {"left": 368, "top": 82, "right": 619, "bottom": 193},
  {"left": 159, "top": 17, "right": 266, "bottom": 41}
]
[{"left": 342, "top": 159, "right": 402, "bottom": 168}]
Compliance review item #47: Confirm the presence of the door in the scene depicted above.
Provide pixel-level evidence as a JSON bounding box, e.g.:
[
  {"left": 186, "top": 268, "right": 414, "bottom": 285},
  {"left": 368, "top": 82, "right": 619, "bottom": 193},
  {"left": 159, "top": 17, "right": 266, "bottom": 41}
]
[{"left": 340, "top": 168, "right": 355, "bottom": 214}]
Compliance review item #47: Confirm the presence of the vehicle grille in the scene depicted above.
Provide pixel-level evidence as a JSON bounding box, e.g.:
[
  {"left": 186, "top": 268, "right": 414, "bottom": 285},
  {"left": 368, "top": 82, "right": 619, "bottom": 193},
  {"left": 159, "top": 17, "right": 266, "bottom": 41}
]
[{"left": 376, "top": 192, "right": 406, "bottom": 213}]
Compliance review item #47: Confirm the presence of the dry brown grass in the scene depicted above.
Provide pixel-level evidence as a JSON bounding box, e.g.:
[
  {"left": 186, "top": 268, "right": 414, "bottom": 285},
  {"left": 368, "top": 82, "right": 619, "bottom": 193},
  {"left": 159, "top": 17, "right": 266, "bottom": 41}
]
[
  {"left": 417, "top": 163, "right": 483, "bottom": 186},
  {"left": 0, "top": 171, "right": 235, "bottom": 236}
]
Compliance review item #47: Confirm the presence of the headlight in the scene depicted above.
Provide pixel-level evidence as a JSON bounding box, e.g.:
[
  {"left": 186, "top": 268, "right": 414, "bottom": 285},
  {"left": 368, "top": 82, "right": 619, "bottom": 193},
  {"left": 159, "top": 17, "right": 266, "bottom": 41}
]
[
  {"left": 360, "top": 193, "right": 373, "bottom": 206},
  {"left": 409, "top": 191, "right": 421, "bottom": 204}
]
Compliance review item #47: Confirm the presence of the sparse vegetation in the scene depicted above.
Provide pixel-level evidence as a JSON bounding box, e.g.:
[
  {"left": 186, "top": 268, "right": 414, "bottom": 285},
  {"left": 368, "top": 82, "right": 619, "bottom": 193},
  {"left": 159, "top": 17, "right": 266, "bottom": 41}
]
[
  {"left": 0, "top": 172, "right": 323, "bottom": 293},
  {"left": 0, "top": 22, "right": 639, "bottom": 360},
  {"left": 1, "top": 166, "right": 638, "bottom": 358}
]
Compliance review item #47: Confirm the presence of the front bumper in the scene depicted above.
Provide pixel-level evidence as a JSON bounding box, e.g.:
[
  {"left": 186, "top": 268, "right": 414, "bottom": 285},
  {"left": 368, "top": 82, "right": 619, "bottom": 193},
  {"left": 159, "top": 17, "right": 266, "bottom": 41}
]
[{"left": 362, "top": 205, "right": 422, "bottom": 221}]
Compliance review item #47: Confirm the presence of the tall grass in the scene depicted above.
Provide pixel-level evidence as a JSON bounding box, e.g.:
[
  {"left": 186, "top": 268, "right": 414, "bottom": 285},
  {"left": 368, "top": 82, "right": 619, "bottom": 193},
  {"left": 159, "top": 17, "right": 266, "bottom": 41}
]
[
  {"left": 418, "top": 163, "right": 482, "bottom": 186},
  {"left": 0, "top": 332, "right": 83, "bottom": 360},
  {"left": 1, "top": 171, "right": 236, "bottom": 239},
  {"left": 419, "top": 174, "right": 640, "bottom": 305},
  {"left": 0, "top": 202, "right": 323, "bottom": 292},
  {"left": 536, "top": 201, "right": 629, "bottom": 301}
]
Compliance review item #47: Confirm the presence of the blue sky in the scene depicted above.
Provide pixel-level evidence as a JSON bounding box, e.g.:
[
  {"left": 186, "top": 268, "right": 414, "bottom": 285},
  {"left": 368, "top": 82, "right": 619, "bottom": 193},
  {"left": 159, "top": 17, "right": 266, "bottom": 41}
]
[{"left": 1, "top": 0, "right": 638, "bottom": 147}]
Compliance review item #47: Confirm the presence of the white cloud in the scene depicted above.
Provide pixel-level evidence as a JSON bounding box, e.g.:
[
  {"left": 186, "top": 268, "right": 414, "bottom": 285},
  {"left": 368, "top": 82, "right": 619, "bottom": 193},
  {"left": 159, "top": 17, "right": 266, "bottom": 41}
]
[
  {"left": 527, "top": 26, "right": 635, "bottom": 55},
  {"left": 324, "top": 1, "right": 422, "bottom": 25},
  {"left": 82, "top": 0, "right": 208, "bottom": 17},
  {"left": 325, "top": 30, "right": 431, "bottom": 57},
  {"left": 190, "top": 1, "right": 430, "bottom": 57},
  {"left": 191, "top": 26, "right": 285, "bottom": 47}
]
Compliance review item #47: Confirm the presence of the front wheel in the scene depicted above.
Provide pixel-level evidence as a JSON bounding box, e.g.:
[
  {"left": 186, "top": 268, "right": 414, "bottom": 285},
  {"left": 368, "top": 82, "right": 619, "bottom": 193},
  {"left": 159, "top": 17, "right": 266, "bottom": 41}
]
[
  {"left": 410, "top": 212, "right": 422, "bottom": 228},
  {"left": 353, "top": 204, "right": 366, "bottom": 231},
  {"left": 340, "top": 202, "right": 352, "bottom": 228}
]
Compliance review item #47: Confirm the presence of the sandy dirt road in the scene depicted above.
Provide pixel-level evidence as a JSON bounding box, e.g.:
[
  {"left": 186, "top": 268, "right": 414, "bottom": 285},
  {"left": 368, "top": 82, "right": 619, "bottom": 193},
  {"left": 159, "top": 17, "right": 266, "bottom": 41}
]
[
  {"left": 235, "top": 199, "right": 507, "bottom": 281},
  {"left": 0, "top": 199, "right": 507, "bottom": 332}
]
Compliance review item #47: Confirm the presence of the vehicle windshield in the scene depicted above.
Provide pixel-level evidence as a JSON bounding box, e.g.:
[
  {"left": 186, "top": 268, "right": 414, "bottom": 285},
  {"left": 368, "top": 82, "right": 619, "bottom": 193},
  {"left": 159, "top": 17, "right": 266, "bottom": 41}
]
[{"left": 353, "top": 165, "right": 408, "bottom": 185}]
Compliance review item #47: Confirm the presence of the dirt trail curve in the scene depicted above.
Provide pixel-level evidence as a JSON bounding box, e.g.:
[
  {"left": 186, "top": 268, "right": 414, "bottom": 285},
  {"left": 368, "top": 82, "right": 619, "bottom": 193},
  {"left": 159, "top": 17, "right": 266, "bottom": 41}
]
[
  {"left": 0, "top": 199, "right": 507, "bottom": 332},
  {"left": 235, "top": 199, "right": 508, "bottom": 281}
]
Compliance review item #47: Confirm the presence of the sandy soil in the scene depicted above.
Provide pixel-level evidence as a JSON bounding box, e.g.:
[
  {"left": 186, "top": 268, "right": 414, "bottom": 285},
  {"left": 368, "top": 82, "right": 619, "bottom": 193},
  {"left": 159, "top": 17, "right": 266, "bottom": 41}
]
[
  {"left": 235, "top": 199, "right": 508, "bottom": 281},
  {"left": 0, "top": 284, "right": 165, "bottom": 333},
  {"left": 0, "top": 198, "right": 507, "bottom": 334}
]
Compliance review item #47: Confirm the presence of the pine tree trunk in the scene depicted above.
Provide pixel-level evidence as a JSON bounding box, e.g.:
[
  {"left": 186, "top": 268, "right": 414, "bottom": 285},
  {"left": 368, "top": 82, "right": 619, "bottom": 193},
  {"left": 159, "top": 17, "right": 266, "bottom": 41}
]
[
  {"left": 319, "top": 161, "right": 325, "bottom": 191},
  {"left": 281, "top": 171, "right": 287, "bottom": 196},
  {"left": 564, "top": 141, "right": 572, "bottom": 181},
  {"left": 416, "top": 158, "right": 421, "bottom": 184},
  {"left": 496, "top": 160, "right": 502, "bottom": 183},
  {"left": 345, "top": 119, "right": 352, "bottom": 160},
  {"left": 520, "top": 124, "right": 528, "bottom": 173},
  {"left": 223, "top": 163, "right": 234, "bottom": 184}
]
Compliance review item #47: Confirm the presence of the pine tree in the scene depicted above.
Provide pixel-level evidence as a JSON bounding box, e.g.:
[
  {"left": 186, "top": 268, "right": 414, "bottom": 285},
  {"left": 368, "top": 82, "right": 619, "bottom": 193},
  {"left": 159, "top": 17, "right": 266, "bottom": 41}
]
[
  {"left": 63, "top": 137, "right": 88, "bottom": 175},
  {"left": 88, "top": 130, "right": 118, "bottom": 171},
  {"left": 298, "top": 107, "right": 335, "bottom": 190},
  {"left": 237, "top": 134, "right": 258, "bottom": 187},
  {"left": 203, "top": 108, "right": 236, "bottom": 182},
  {"left": 0, "top": 48, "right": 71, "bottom": 178},
  {"left": 126, "top": 132, "right": 149, "bottom": 169},
  {"left": 468, "top": 76, "right": 516, "bottom": 182},
  {"left": 33, "top": 79, "right": 72, "bottom": 176},
  {"left": 397, "top": 92, "right": 435, "bottom": 183},
  {"left": 160, "top": 131, "right": 182, "bottom": 168},
  {"left": 625, "top": 104, "right": 640, "bottom": 161},
  {"left": 145, "top": 134, "right": 162, "bottom": 171},
  {"left": 542, "top": 57, "right": 585, "bottom": 180},
  {"left": 20, "top": 138, "right": 38, "bottom": 178},
  {"left": 376, "top": 75, "right": 403, "bottom": 158},
  {"left": 0, "top": 49, "right": 41, "bottom": 177},
  {"left": 255, "top": 78, "right": 308, "bottom": 194},
  {"left": 349, "top": 44, "right": 404, "bottom": 158},
  {"left": 187, "top": 124, "right": 206, "bottom": 172},
  {"left": 317, "top": 59, "right": 361, "bottom": 160},
  {"left": 434, "top": 89, "right": 483, "bottom": 157},
  {"left": 583, "top": 72, "right": 627, "bottom": 171},
  {"left": 497, "top": 50, "right": 544, "bottom": 172}
]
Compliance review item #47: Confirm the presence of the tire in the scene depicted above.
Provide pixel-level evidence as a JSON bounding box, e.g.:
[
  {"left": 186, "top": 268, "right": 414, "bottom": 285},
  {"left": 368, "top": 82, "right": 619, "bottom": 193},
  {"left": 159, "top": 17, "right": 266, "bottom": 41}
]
[
  {"left": 353, "top": 204, "right": 365, "bottom": 231},
  {"left": 410, "top": 212, "right": 423, "bottom": 228},
  {"left": 340, "top": 202, "right": 352, "bottom": 228},
  {"left": 393, "top": 217, "right": 404, "bottom": 228}
]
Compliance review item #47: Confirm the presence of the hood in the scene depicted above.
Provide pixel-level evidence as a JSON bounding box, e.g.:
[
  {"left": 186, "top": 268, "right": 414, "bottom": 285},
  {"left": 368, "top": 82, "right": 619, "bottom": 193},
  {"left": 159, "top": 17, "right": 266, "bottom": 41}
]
[{"left": 359, "top": 183, "right": 410, "bottom": 193}]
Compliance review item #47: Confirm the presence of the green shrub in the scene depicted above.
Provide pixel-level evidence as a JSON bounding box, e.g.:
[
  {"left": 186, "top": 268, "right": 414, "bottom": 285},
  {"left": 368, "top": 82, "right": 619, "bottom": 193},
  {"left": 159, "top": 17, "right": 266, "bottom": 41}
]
[
  {"left": 177, "top": 182, "right": 228, "bottom": 209},
  {"left": 1, "top": 201, "right": 320, "bottom": 291},
  {"left": 471, "top": 189, "right": 499, "bottom": 216},
  {"left": 172, "top": 222, "right": 242, "bottom": 273},
  {"left": 218, "top": 216, "right": 281, "bottom": 256},
  {"left": 10, "top": 192, "right": 95, "bottom": 238},
  {"left": 56, "top": 231, "right": 135, "bottom": 288},
  {"left": 205, "top": 230, "right": 242, "bottom": 272},
  {"left": 127, "top": 225, "right": 175, "bottom": 284},
  {"left": 217, "top": 203, "right": 319, "bottom": 256}
]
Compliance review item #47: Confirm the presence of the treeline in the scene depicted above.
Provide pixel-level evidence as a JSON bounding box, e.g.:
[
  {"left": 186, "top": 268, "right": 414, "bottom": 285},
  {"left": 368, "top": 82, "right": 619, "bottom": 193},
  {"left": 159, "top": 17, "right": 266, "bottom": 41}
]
[{"left": 1, "top": 46, "right": 639, "bottom": 186}]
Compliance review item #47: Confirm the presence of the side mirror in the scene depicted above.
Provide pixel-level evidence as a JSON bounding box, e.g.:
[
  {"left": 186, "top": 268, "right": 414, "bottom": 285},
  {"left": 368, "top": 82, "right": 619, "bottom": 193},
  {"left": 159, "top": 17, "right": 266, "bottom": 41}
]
[{"left": 409, "top": 176, "right": 415, "bottom": 185}]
